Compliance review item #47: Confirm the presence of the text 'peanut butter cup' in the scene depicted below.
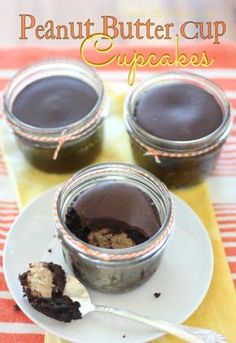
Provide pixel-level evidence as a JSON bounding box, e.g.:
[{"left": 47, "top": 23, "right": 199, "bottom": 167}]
[{"left": 65, "top": 180, "right": 161, "bottom": 249}]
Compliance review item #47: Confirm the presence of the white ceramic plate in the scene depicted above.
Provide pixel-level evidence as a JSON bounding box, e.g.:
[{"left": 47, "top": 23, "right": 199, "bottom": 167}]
[{"left": 4, "top": 187, "right": 213, "bottom": 343}]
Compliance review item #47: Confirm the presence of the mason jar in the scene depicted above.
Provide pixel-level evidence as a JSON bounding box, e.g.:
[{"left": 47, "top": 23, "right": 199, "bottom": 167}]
[
  {"left": 3, "top": 59, "right": 107, "bottom": 173},
  {"left": 125, "top": 72, "right": 232, "bottom": 188},
  {"left": 54, "top": 163, "right": 174, "bottom": 293}
]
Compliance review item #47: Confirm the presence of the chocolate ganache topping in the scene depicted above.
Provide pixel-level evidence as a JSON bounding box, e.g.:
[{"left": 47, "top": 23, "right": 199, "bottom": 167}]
[
  {"left": 12, "top": 76, "right": 98, "bottom": 128},
  {"left": 65, "top": 181, "right": 161, "bottom": 249},
  {"left": 134, "top": 82, "right": 223, "bottom": 141}
]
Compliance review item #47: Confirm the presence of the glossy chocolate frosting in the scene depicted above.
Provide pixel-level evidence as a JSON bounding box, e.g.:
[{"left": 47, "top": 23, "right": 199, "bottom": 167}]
[
  {"left": 134, "top": 82, "right": 223, "bottom": 141},
  {"left": 66, "top": 181, "right": 161, "bottom": 248},
  {"left": 12, "top": 76, "right": 98, "bottom": 128}
]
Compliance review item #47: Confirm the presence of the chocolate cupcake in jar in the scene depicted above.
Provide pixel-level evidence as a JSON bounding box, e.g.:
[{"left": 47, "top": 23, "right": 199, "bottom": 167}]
[
  {"left": 3, "top": 59, "right": 107, "bottom": 173},
  {"left": 55, "top": 163, "right": 174, "bottom": 293},
  {"left": 124, "top": 72, "right": 232, "bottom": 188}
]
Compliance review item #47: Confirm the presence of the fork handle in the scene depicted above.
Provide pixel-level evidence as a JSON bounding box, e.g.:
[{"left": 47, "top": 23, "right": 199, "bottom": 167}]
[{"left": 93, "top": 304, "right": 207, "bottom": 343}]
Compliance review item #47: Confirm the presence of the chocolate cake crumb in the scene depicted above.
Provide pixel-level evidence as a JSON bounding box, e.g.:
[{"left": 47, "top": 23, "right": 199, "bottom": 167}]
[
  {"left": 154, "top": 292, "right": 161, "bottom": 298},
  {"left": 13, "top": 303, "right": 20, "bottom": 311}
]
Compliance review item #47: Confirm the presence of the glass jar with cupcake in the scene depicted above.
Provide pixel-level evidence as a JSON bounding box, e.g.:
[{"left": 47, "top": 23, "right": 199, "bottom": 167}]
[
  {"left": 55, "top": 163, "right": 174, "bottom": 293},
  {"left": 125, "top": 72, "right": 232, "bottom": 188},
  {"left": 3, "top": 59, "right": 107, "bottom": 173}
]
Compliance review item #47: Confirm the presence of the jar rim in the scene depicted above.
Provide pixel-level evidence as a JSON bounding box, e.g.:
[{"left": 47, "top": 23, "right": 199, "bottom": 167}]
[
  {"left": 55, "top": 163, "right": 174, "bottom": 262},
  {"left": 3, "top": 58, "right": 106, "bottom": 141},
  {"left": 125, "top": 71, "right": 232, "bottom": 153}
]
